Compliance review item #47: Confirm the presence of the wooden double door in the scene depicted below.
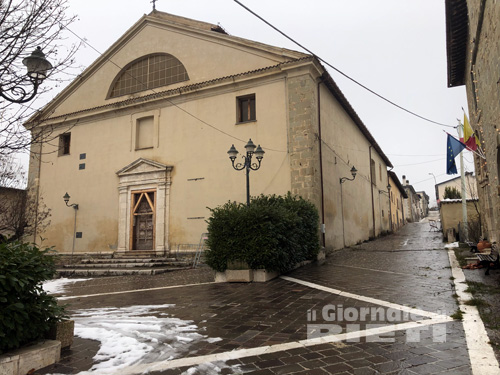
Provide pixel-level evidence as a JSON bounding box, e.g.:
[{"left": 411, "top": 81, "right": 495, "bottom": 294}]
[{"left": 131, "top": 190, "right": 156, "bottom": 250}]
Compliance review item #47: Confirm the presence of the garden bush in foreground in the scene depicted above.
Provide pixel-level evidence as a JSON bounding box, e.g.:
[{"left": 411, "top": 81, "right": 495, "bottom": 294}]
[
  {"left": 0, "top": 241, "right": 66, "bottom": 353},
  {"left": 205, "top": 193, "right": 320, "bottom": 273}
]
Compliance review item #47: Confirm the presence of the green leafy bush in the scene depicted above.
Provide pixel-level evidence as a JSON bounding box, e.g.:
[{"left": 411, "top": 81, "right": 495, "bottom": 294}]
[
  {"left": 0, "top": 241, "right": 66, "bottom": 353},
  {"left": 205, "top": 193, "right": 320, "bottom": 273}
]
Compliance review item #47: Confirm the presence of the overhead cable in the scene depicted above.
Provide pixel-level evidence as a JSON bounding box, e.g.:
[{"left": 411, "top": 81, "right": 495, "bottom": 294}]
[{"left": 234, "top": 0, "right": 457, "bottom": 129}]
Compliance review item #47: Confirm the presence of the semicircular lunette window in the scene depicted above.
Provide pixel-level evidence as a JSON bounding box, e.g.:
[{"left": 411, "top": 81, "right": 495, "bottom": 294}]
[{"left": 108, "top": 54, "right": 189, "bottom": 98}]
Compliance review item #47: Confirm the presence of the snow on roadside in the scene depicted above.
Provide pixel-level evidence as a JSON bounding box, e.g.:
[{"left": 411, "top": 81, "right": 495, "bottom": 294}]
[
  {"left": 52, "top": 304, "right": 240, "bottom": 375},
  {"left": 42, "top": 278, "right": 90, "bottom": 295}
]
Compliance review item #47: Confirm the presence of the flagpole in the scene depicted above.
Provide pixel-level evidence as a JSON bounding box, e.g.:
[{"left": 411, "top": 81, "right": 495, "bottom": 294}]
[{"left": 458, "top": 120, "right": 468, "bottom": 241}]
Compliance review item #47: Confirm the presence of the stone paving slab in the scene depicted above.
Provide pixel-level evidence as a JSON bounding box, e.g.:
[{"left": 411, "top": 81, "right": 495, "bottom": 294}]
[
  {"left": 36, "top": 221, "right": 483, "bottom": 374},
  {"left": 52, "top": 267, "right": 216, "bottom": 298}
]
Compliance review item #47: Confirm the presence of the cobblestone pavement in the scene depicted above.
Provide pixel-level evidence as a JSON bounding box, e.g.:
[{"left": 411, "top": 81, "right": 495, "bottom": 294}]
[{"left": 37, "top": 220, "right": 492, "bottom": 375}]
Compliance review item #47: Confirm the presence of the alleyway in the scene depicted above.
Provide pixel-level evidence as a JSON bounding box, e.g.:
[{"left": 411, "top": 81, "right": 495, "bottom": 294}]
[{"left": 38, "top": 219, "right": 499, "bottom": 375}]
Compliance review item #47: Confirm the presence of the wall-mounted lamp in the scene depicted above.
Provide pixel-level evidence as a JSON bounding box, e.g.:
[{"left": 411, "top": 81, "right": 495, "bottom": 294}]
[
  {"left": 340, "top": 166, "right": 357, "bottom": 184},
  {"left": 63, "top": 192, "right": 79, "bottom": 209},
  {"left": 340, "top": 166, "right": 357, "bottom": 248},
  {"left": 379, "top": 184, "right": 392, "bottom": 195}
]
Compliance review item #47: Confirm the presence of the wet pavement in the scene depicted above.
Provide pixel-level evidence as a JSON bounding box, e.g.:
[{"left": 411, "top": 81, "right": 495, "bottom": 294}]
[{"left": 37, "top": 217, "right": 499, "bottom": 374}]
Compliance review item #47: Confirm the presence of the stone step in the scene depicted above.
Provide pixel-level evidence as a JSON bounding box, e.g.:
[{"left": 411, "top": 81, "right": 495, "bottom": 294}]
[
  {"left": 80, "top": 257, "right": 177, "bottom": 264},
  {"left": 63, "top": 261, "right": 190, "bottom": 269},
  {"left": 114, "top": 251, "right": 165, "bottom": 258},
  {"left": 56, "top": 267, "right": 191, "bottom": 277}
]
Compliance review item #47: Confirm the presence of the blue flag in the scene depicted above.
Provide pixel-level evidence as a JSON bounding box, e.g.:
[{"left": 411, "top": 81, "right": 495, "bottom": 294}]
[{"left": 446, "top": 134, "right": 466, "bottom": 174}]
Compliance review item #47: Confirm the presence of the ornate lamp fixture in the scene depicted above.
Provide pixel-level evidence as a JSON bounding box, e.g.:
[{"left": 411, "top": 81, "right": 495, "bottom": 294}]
[
  {"left": 0, "top": 47, "right": 52, "bottom": 104},
  {"left": 228, "top": 139, "right": 265, "bottom": 206}
]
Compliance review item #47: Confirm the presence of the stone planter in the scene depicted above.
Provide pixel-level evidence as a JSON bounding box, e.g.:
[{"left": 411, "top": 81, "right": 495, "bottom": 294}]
[
  {"left": 215, "top": 267, "right": 279, "bottom": 283},
  {"left": 0, "top": 340, "right": 60, "bottom": 375},
  {"left": 46, "top": 320, "right": 74, "bottom": 349},
  {"left": 253, "top": 269, "right": 279, "bottom": 282},
  {"left": 226, "top": 269, "right": 253, "bottom": 282}
]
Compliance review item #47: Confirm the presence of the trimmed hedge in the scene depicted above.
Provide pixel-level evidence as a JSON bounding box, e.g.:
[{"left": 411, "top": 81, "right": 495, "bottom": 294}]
[
  {"left": 205, "top": 193, "right": 320, "bottom": 273},
  {"left": 0, "top": 241, "right": 66, "bottom": 353}
]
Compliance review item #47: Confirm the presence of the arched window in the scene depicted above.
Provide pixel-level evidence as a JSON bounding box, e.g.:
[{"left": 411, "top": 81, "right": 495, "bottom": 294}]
[{"left": 108, "top": 53, "right": 189, "bottom": 98}]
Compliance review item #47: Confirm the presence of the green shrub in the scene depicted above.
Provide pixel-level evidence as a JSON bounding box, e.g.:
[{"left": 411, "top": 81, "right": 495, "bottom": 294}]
[
  {"left": 0, "top": 241, "right": 66, "bottom": 353},
  {"left": 205, "top": 193, "right": 320, "bottom": 273}
]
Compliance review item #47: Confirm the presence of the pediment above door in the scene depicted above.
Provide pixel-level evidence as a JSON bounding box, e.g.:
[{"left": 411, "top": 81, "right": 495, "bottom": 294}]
[
  {"left": 116, "top": 158, "right": 173, "bottom": 187},
  {"left": 117, "top": 158, "right": 172, "bottom": 177}
]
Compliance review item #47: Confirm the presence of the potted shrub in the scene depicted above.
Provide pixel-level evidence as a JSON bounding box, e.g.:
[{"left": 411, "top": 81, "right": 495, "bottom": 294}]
[
  {"left": 0, "top": 241, "right": 68, "bottom": 354},
  {"left": 205, "top": 193, "right": 320, "bottom": 282}
]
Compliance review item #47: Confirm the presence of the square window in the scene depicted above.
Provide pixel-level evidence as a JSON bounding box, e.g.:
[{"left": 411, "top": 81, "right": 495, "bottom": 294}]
[
  {"left": 58, "top": 133, "right": 71, "bottom": 156},
  {"left": 237, "top": 94, "right": 256, "bottom": 123}
]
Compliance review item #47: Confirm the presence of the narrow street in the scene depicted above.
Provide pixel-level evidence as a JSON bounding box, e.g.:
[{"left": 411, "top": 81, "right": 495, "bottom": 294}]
[{"left": 39, "top": 218, "right": 499, "bottom": 375}]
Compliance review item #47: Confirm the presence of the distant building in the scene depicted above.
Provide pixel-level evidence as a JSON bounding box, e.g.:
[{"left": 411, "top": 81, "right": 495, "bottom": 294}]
[
  {"left": 435, "top": 172, "right": 477, "bottom": 203},
  {"left": 401, "top": 176, "right": 421, "bottom": 223},
  {"left": 416, "top": 191, "right": 429, "bottom": 218},
  {"left": 445, "top": 0, "right": 500, "bottom": 242},
  {"left": 388, "top": 171, "right": 407, "bottom": 231},
  {"left": 0, "top": 187, "right": 27, "bottom": 239}
]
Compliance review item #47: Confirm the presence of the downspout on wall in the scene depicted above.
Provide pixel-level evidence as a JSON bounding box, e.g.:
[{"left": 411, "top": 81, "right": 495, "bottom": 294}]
[
  {"left": 369, "top": 145, "right": 376, "bottom": 238},
  {"left": 317, "top": 81, "right": 326, "bottom": 248}
]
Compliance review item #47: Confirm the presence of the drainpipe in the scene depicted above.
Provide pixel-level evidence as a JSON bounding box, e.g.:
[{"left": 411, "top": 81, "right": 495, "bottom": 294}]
[
  {"left": 317, "top": 80, "right": 326, "bottom": 248},
  {"left": 387, "top": 168, "right": 393, "bottom": 232},
  {"left": 368, "top": 146, "right": 376, "bottom": 238}
]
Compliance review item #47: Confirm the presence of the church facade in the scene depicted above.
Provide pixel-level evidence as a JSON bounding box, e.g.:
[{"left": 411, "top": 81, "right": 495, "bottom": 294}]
[{"left": 27, "top": 11, "right": 392, "bottom": 255}]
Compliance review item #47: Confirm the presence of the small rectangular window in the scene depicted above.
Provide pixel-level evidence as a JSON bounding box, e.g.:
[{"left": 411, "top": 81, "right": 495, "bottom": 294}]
[
  {"left": 237, "top": 94, "right": 256, "bottom": 123},
  {"left": 136, "top": 116, "right": 154, "bottom": 149},
  {"left": 58, "top": 133, "right": 71, "bottom": 156}
]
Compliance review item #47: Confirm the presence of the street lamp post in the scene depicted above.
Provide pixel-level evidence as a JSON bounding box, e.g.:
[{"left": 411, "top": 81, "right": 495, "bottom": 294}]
[
  {"left": 227, "top": 139, "right": 265, "bottom": 206},
  {"left": 429, "top": 173, "right": 439, "bottom": 202},
  {"left": 63, "top": 193, "right": 79, "bottom": 264},
  {"left": 340, "top": 166, "right": 357, "bottom": 248},
  {"left": 0, "top": 47, "right": 52, "bottom": 104}
]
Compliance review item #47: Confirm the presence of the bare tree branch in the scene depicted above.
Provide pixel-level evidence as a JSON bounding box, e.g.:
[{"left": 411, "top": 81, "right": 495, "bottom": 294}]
[{"left": 0, "top": 0, "right": 81, "bottom": 156}]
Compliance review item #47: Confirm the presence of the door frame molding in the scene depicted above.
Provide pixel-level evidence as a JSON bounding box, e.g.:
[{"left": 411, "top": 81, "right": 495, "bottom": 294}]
[{"left": 116, "top": 158, "right": 173, "bottom": 254}]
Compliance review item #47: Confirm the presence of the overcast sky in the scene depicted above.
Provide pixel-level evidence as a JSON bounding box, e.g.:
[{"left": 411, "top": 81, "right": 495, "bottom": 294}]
[{"left": 35, "top": 0, "right": 473, "bottom": 205}]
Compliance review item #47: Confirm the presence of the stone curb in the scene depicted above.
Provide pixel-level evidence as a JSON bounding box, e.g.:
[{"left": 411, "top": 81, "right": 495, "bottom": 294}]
[{"left": 0, "top": 340, "right": 61, "bottom": 375}]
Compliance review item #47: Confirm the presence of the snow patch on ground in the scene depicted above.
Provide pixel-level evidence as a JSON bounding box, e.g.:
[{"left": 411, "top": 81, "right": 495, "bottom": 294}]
[
  {"left": 181, "top": 361, "right": 244, "bottom": 375},
  {"left": 50, "top": 304, "right": 238, "bottom": 375},
  {"left": 445, "top": 242, "right": 459, "bottom": 248},
  {"left": 42, "top": 278, "right": 90, "bottom": 295}
]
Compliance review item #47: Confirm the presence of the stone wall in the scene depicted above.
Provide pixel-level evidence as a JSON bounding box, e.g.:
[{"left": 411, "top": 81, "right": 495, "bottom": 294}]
[
  {"left": 287, "top": 74, "right": 322, "bottom": 213},
  {"left": 465, "top": 0, "right": 500, "bottom": 242}
]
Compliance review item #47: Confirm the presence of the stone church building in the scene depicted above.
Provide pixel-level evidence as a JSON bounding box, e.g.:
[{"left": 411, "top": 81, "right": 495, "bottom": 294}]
[{"left": 27, "top": 11, "right": 392, "bottom": 255}]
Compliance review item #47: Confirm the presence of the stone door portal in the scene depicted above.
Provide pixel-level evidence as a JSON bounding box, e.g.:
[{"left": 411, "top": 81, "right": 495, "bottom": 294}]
[
  {"left": 117, "top": 158, "right": 173, "bottom": 253},
  {"left": 131, "top": 190, "right": 155, "bottom": 250}
]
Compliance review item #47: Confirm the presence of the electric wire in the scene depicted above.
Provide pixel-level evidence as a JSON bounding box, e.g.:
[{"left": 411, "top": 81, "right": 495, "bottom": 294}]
[
  {"left": 234, "top": 0, "right": 457, "bottom": 129},
  {"left": 63, "top": 26, "right": 288, "bottom": 152}
]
